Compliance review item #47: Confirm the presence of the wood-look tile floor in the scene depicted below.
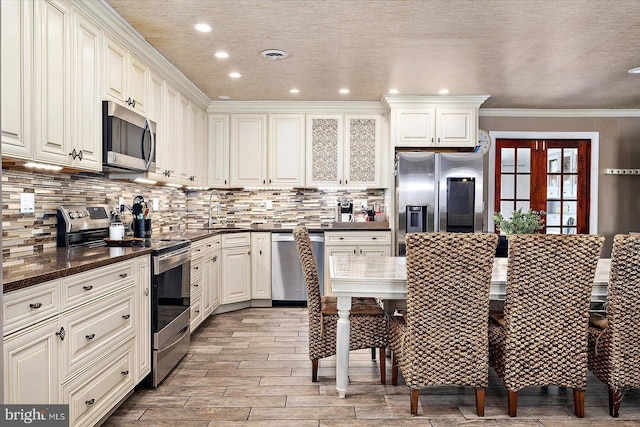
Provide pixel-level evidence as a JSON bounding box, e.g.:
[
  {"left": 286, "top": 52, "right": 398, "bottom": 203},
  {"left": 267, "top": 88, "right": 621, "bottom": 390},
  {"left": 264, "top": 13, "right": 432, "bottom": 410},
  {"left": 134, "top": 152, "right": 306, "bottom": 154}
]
[{"left": 105, "top": 307, "right": 640, "bottom": 426}]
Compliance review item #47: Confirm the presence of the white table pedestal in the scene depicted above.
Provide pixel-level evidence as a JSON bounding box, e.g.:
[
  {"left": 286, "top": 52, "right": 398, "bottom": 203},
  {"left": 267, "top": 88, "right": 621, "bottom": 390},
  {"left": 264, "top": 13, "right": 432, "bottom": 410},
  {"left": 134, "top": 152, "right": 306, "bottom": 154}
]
[{"left": 336, "top": 295, "right": 352, "bottom": 398}]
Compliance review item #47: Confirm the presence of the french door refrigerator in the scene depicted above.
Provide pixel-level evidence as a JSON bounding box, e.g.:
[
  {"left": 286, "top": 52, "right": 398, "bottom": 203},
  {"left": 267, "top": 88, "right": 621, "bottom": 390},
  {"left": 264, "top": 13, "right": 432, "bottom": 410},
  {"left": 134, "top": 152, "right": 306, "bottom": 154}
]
[{"left": 395, "top": 150, "right": 485, "bottom": 255}]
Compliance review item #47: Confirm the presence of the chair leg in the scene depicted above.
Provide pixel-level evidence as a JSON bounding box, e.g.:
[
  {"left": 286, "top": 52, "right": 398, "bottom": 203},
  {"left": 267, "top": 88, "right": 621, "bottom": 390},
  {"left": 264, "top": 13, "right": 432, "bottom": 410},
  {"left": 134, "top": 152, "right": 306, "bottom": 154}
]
[
  {"left": 378, "top": 347, "right": 386, "bottom": 384},
  {"left": 391, "top": 352, "right": 399, "bottom": 385},
  {"left": 371, "top": 347, "right": 376, "bottom": 360},
  {"left": 573, "top": 389, "right": 585, "bottom": 418},
  {"left": 507, "top": 390, "right": 518, "bottom": 417},
  {"left": 410, "top": 389, "right": 419, "bottom": 416},
  {"left": 311, "top": 359, "right": 318, "bottom": 382},
  {"left": 609, "top": 388, "right": 621, "bottom": 417},
  {"left": 475, "top": 388, "right": 485, "bottom": 417}
]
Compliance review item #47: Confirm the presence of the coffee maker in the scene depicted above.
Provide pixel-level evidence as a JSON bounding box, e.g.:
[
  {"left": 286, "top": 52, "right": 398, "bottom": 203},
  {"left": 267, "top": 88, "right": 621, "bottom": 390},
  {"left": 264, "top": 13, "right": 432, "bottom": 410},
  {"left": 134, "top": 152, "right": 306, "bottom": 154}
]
[{"left": 337, "top": 200, "right": 354, "bottom": 222}]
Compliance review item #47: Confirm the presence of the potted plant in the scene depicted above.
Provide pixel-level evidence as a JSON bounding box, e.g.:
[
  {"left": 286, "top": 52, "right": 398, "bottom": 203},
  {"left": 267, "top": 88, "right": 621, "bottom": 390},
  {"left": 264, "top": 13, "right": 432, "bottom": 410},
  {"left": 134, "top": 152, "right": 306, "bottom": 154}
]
[{"left": 493, "top": 208, "right": 545, "bottom": 256}]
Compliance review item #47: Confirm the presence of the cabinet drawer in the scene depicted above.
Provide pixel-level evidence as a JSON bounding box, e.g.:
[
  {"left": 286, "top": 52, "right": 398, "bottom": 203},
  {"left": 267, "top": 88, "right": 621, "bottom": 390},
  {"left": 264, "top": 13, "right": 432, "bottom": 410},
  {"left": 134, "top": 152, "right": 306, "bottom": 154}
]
[
  {"left": 325, "top": 231, "right": 391, "bottom": 245},
  {"left": 4, "top": 280, "right": 60, "bottom": 336},
  {"left": 202, "top": 236, "right": 221, "bottom": 251},
  {"left": 191, "top": 256, "right": 204, "bottom": 279},
  {"left": 190, "top": 240, "right": 206, "bottom": 258},
  {"left": 64, "top": 339, "right": 135, "bottom": 427},
  {"left": 191, "top": 275, "right": 202, "bottom": 299},
  {"left": 61, "top": 288, "right": 135, "bottom": 380},
  {"left": 190, "top": 297, "right": 203, "bottom": 331},
  {"left": 62, "top": 260, "right": 135, "bottom": 310},
  {"left": 222, "top": 232, "right": 250, "bottom": 248}
]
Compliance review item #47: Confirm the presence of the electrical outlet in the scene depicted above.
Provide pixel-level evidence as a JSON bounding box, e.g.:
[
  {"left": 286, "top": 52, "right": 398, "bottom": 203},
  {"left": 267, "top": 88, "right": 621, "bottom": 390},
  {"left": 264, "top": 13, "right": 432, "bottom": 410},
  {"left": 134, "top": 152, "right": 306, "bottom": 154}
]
[
  {"left": 20, "top": 193, "right": 35, "bottom": 214},
  {"left": 118, "top": 196, "right": 125, "bottom": 211},
  {"left": 265, "top": 200, "right": 273, "bottom": 209},
  {"left": 152, "top": 198, "right": 159, "bottom": 211}
]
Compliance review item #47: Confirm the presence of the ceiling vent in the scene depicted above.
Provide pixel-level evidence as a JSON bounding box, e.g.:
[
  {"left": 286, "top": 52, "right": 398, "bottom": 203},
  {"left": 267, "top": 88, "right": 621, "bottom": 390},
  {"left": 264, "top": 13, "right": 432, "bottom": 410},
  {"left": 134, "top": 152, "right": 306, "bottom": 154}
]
[{"left": 260, "top": 49, "right": 288, "bottom": 61}]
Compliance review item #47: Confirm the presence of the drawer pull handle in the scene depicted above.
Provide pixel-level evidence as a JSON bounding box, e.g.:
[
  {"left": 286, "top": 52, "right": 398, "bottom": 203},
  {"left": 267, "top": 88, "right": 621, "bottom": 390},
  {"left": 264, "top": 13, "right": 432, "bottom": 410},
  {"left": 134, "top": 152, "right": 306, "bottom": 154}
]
[
  {"left": 207, "top": 244, "right": 212, "bottom": 248},
  {"left": 121, "top": 370, "right": 129, "bottom": 376},
  {"left": 339, "top": 237, "right": 344, "bottom": 240},
  {"left": 29, "top": 302, "right": 43, "bottom": 309},
  {"left": 119, "top": 273, "right": 128, "bottom": 278},
  {"left": 353, "top": 249, "right": 356, "bottom": 254},
  {"left": 372, "top": 237, "right": 377, "bottom": 240},
  {"left": 86, "top": 334, "right": 96, "bottom": 340},
  {"left": 194, "top": 266, "right": 199, "bottom": 270},
  {"left": 196, "top": 248, "right": 201, "bottom": 252},
  {"left": 195, "top": 309, "right": 200, "bottom": 314},
  {"left": 83, "top": 285, "right": 93, "bottom": 291},
  {"left": 194, "top": 283, "right": 199, "bottom": 287},
  {"left": 85, "top": 399, "right": 95, "bottom": 406},
  {"left": 212, "top": 256, "right": 217, "bottom": 262},
  {"left": 248, "top": 250, "right": 251, "bottom": 256},
  {"left": 56, "top": 327, "right": 66, "bottom": 341},
  {"left": 122, "top": 314, "right": 131, "bottom": 320}
]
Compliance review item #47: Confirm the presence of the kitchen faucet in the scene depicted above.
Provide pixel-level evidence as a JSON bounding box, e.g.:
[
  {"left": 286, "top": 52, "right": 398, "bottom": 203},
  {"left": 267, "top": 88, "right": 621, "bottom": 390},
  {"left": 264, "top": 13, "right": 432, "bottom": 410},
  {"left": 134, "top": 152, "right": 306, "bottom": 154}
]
[{"left": 208, "top": 190, "right": 224, "bottom": 228}]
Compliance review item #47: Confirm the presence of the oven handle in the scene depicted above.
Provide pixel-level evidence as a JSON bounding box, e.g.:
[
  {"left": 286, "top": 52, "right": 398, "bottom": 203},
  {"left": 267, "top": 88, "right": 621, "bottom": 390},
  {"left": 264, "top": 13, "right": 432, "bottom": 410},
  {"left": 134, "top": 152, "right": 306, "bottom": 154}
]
[
  {"left": 154, "top": 247, "right": 191, "bottom": 275},
  {"left": 159, "top": 324, "right": 189, "bottom": 352}
]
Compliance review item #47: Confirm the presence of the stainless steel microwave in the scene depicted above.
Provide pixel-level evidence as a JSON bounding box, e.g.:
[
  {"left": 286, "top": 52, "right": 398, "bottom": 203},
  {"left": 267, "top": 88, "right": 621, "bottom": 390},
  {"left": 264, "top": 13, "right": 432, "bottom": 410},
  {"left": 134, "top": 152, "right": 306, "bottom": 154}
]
[{"left": 102, "top": 100, "right": 156, "bottom": 172}]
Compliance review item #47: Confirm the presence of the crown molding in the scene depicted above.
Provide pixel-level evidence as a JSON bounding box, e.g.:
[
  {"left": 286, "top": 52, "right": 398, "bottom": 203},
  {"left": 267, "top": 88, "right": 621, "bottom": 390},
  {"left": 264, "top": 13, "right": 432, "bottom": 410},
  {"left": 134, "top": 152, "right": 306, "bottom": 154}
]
[
  {"left": 207, "top": 101, "right": 388, "bottom": 114},
  {"left": 75, "top": 0, "right": 210, "bottom": 108},
  {"left": 381, "top": 95, "right": 491, "bottom": 110},
  {"left": 480, "top": 108, "right": 640, "bottom": 117}
]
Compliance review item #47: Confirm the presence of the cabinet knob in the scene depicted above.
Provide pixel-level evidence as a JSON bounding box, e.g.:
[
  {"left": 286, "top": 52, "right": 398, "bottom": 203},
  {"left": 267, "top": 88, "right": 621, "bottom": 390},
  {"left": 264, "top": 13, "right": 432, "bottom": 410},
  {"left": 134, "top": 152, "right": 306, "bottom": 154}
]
[
  {"left": 194, "top": 266, "right": 199, "bottom": 270},
  {"left": 77, "top": 150, "right": 83, "bottom": 161},
  {"left": 144, "top": 288, "right": 149, "bottom": 296},
  {"left": 69, "top": 148, "right": 77, "bottom": 159},
  {"left": 56, "top": 327, "right": 66, "bottom": 341},
  {"left": 29, "top": 302, "right": 43, "bottom": 309},
  {"left": 85, "top": 333, "right": 96, "bottom": 340},
  {"left": 431, "top": 137, "right": 434, "bottom": 143},
  {"left": 248, "top": 250, "right": 252, "bottom": 256},
  {"left": 345, "top": 179, "right": 348, "bottom": 184},
  {"left": 212, "top": 256, "right": 218, "bottom": 262},
  {"left": 126, "top": 97, "right": 132, "bottom": 105},
  {"left": 83, "top": 285, "right": 93, "bottom": 291},
  {"left": 194, "top": 283, "right": 199, "bottom": 287},
  {"left": 224, "top": 179, "right": 227, "bottom": 185},
  {"left": 195, "top": 309, "right": 200, "bottom": 314},
  {"left": 132, "top": 99, "right": 136, "bottom": 108},
  {"left": 353, "top": 249, "right": 356, "bottom": 254},
  {"left": 269, "top": 179, "right": 272, "bottom": 184},
  {"left": 372, "top": 237, "right": 377, "bottom": 240},
  {"left": 263, "top": 179, "right": 266, "bottom": 184},
  {"left": 259, "top": 250, "right": 262, "bottom": 255},
  {"left": 360, "top": 249, "right": 363, "bottom": 254},
  {"left": 437, "top": 137, "right": 440, "bottom": 143},
  {"left": 85, "top": 399, "right": 95, "bottom": 406}
]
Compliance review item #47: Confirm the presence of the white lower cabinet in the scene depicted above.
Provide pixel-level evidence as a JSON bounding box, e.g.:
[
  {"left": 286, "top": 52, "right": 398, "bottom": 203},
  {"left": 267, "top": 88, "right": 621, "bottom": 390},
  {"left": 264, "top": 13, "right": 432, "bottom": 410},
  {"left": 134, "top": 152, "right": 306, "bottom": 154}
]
[
  {"left": 3, "top": 318, "right": 60, "bottom": 404},
  {"left": 203, "top": 247, "right": 221, "bottom": 316},
  {"left": 2, "top": 254, "right": 151, "bottom": 426},
  {"left": 251, "top": 232, "right": 271, "bottom": 300},
  {"left": 222, "top": 233, "right": 251, "bottom": 304},
  {"left": 189, "top": 236, "right": 221, "bottom": 331},
  {"left": 323, "top": 231, "right": 392, "bottom": 295}
]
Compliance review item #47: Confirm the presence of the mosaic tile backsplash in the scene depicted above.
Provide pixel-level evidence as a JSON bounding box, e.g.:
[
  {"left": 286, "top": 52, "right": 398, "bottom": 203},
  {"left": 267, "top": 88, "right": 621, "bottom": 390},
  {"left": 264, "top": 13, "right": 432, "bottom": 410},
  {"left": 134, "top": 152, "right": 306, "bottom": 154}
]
[{"left": 2, "top": 167, "right": 386, "bottom": 259}]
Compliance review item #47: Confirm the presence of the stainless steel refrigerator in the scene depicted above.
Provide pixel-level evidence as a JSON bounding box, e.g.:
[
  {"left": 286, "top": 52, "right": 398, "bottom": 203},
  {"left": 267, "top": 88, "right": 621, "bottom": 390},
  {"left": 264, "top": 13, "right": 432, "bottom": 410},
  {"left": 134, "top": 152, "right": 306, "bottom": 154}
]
[{"left": 395, "top": 150, "right": 485, "bottom": 255}]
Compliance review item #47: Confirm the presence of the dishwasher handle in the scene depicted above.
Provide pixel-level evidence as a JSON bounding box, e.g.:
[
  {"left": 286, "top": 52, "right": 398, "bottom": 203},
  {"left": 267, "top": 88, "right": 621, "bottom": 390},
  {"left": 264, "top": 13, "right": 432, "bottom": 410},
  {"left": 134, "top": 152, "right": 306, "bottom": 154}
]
[{"left": 272, "top": 232, "right": 324, "bottom": 243}]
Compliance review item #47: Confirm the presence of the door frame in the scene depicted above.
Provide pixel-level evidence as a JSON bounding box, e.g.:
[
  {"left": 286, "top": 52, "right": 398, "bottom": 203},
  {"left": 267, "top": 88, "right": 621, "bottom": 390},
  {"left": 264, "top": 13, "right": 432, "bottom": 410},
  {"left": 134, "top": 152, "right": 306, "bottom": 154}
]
[{"left": 488, "top": 131, "right": 599, "bottom": 233}]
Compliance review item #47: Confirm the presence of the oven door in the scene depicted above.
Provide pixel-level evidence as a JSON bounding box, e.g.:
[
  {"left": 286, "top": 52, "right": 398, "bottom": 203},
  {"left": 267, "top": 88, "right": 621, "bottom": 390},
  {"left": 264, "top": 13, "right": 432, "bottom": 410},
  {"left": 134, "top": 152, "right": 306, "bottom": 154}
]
[{"left": 152, "top": 247, "right": 191, "bottom": 339}]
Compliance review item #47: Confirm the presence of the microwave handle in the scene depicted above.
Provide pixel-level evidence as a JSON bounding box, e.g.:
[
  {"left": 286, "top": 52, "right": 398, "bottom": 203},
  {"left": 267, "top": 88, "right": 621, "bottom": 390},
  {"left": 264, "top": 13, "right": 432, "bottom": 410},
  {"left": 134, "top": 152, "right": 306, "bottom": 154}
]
[{"left": 142, "top": 118, "right": 155, "bottom": 171}]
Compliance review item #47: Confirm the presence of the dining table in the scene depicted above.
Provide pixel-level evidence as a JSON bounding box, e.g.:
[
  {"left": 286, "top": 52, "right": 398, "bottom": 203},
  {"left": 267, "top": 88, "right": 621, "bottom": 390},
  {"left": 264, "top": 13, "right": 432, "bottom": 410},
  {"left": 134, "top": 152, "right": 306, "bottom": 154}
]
[{"left": 329, "top": 255, "right": 611, "bottom": 398}]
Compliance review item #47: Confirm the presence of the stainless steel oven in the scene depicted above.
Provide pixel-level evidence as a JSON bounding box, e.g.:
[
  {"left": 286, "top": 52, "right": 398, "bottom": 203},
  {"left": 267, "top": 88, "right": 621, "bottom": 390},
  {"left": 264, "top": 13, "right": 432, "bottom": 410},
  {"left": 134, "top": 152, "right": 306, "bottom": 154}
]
[{"left": 150, "top": 241, "right": 191, "bottom": 387}]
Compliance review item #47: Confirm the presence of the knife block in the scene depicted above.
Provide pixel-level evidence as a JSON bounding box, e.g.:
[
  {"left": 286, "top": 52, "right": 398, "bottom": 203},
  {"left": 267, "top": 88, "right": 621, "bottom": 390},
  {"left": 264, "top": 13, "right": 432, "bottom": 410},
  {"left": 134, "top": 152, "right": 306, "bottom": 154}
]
[{"left": 133, "top": 218, "right": 152, "bottom": 238}]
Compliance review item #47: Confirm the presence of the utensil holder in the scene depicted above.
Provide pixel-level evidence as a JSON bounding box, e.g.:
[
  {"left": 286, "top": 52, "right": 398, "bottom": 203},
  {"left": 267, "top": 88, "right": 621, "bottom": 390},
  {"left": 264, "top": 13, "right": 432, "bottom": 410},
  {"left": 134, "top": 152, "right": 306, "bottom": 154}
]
[{"left": 133, "top": 219, "right": 152, "bottom": 238}]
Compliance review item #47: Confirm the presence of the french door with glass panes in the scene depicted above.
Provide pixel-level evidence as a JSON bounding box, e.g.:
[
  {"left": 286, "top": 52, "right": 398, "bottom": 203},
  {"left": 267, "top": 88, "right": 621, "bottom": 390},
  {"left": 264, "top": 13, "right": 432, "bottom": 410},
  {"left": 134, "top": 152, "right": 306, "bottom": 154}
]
[{"left": 495, "top": 139, "right": 591, "bottom": 234}]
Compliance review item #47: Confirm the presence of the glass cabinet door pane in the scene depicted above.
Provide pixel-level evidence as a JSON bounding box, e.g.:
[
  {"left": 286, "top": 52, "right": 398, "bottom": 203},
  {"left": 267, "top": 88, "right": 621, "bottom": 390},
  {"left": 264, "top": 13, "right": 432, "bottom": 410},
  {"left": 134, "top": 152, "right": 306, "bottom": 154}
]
[
  {"left": 501, "top": 148, "right": 515, "bottom": 173},
  {"left": 563, "top": 175, "right": 577, "bottom": 198},
  {"left": 515, "top": 201, "right": 530, "bottom": 212},
  {"left": 501, "top": 175, "right": 515, "bottom": 199},
  {"left": 516, "top": 175, "right": 530, "bottom": 199},
  {"left": 500, "top": 201, "right": 515, "bottom": 220},
  {"left": 564, "top": 201, "right": 577, "bottom": 216},
  {"left": 563, "top": 149, "right": 578, "bottom": 173},
  {"left": 546, "top": 201, "right": 561, "bottom": 226},
  {"left": 547, "top": 175, "right": 560, "bottom": 199},
  {"left": 516, "top": 148, "right": 531, "bottom": 173},
  {"left": 548, "top": 148, "right": 562, "bottom": 173}
]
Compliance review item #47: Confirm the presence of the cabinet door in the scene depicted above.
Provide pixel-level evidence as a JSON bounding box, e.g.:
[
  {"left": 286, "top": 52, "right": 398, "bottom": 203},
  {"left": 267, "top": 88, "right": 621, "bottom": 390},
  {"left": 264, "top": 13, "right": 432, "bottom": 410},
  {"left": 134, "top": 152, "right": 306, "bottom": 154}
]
[
  {"left": 4, "top": 318, "right": 60, "bottom": 404},
  {"left": 128, "top": 52, "right": 148, "bottom": 115},
  {"left": 358, "top": 245, "right": 391, "bottom": 257},
  {"left": 323, "top": 246, "right": 357, "bottom": 295},
  {"left": 345, "top": 115, "right": 380, "bottom": 187},
  {"left": 135, "top": 256, "right": 151, "bottom": 383},
  {"left": 251, "top": 233, "right": 272, "bottom": 299},
  {"left": 147, "top": 70, "right": 165, "bottom": 178},
  {"left": 194, "top": 108, "right": 208, "bottom": 186},
  {"left": 104, "top": 37, "right": 127, "bottom": 104},
  {"left": 395, "top": 108, "right": 435, "bottom": 147},
  {"left": 269, "top": 114, "right": 305, "bottom": 187},
  {"left": 230, "top": 114, "right": 267, "bottom": 187},
  {"left": 210, "top": 249, "right": 221, "bottom": 312},
  {"left": 163, "top": 83, "right": 178, "bottom": 180},
  {"left": 306, "top": 115, "right": 343, "bottom": 187},
  {"left": 1, "top": 0, "right": 32, "bottom": 160},
  {"left": 208, "top": 114, "right": 230, "bottom": 188},
  {"left": 33, "top": 0, "right": 72, "bottom": 166},
  {"left": 435, "top": 108, "right": 476, "bottom": 147},
  {"left": 177, "top": 94, "right": 190, "bottom": 184},
  {"left": 222, "top": 246, "right": 251, "bottom": 304},
  {"left": 72, "top": 11, "right": 101, "bottom": 170}
]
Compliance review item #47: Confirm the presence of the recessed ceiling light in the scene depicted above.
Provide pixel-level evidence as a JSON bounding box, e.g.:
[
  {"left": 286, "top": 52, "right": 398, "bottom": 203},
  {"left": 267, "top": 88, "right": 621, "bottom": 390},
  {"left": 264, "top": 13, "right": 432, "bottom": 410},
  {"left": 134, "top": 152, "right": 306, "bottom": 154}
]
[
  {"left": 228, "top": 72, "right": 242, "bottom": 78},
  {"left": 628, "top": 67, "right": 640, "bottom": 74},
  {"left": 218, "top": 95, "right": 231, "bottom": 100},
  {"left": 194, "top": 23, "right": 212, "bottom": 33},
  {"left": 439, "top": 88, "right": 450, "bottom": 95},
  {"left": 289, "top": 89, "right": 300, "bottom": 94},
  {"left": 388, "top": 89, "right": 400, "bottom": 94},
  {"left": 260, "top": 49, "right": 288, "bottom": 61},
  {"left": 339, "top": 88, "right": 350, "bottom": 94},
  {"left": 214, "top": 51, "right": 229, "bottom": 59}
]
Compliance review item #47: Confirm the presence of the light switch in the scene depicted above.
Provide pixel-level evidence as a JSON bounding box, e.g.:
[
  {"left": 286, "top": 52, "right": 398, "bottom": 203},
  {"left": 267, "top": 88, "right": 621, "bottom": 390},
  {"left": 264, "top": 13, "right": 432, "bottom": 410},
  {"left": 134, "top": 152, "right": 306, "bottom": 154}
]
[{"left": 20, "top": 193, "right": 35, "bottom": 214}]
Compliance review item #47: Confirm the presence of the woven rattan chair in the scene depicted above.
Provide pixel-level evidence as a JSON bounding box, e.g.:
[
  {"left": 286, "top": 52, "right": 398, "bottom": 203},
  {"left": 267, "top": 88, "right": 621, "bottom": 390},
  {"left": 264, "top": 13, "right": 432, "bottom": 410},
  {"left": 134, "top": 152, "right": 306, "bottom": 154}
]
[
  {"left": 389, "top": 232, "right": 498, "bottom": 416},
  {"left": 488, "top": 233, "right": 604, "bottom": 417},
  {"left": 293, "top": 226, "right": 388, "bottom": 383},
  {"left": 587, "top": 234, "right": 640, "bottom": 417}
]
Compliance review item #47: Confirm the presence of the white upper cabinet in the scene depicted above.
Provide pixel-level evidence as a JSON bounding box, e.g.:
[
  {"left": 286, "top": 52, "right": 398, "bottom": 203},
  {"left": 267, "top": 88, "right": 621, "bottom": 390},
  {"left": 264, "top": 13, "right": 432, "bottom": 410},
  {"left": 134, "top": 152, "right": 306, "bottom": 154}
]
[
  {"left": 146, "top": 69, "right": 165, "bottom": 180},
  {"left": 162, "top": 83, "right": 179, "bottom": 181},
  {"left": 229, "top": 114, "right": 267, "bottom": 187},
  {"left": 177, "top": 94, "right": 190, "bottom": 185},
  {"left": 384, "top": 95, "right": 489, "bottom": 149},
  {"left": 1, "top": 0, "right": 33, "bottom": 160},
  {"left": 208, "top": 114, "right": 230, "bottom": 188},
  {"left": 306, "top": 114, "right": 381, "bottom": 188},
  {"left": 104, "top": 36, "right": 148, "bottom": 116},
  {"left": 268, "top": 114, "right": 305, "bottom": 187}
]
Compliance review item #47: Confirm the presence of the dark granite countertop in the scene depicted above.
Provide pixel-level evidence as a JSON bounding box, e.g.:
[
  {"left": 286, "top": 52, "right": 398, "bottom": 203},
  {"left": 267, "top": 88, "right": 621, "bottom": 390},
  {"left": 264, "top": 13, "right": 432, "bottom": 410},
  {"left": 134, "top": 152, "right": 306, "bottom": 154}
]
[{"left": 3, "top": 225, "right": 391, "bottom": 293}]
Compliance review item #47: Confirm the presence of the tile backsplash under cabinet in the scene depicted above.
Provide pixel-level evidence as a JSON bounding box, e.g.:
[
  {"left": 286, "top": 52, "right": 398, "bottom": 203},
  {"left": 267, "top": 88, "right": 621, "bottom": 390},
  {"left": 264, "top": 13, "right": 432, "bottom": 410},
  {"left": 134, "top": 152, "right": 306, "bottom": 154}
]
[{"left": 2, "top": 167, "right": 386, "bottom": 264}]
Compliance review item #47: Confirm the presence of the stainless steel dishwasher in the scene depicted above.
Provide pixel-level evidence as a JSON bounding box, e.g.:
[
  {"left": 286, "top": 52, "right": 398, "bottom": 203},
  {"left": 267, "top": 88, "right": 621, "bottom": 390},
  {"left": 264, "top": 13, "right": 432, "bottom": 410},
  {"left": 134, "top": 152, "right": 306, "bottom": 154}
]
[{"left": 271, "top": 232, "right": 324, "bottom": 305}]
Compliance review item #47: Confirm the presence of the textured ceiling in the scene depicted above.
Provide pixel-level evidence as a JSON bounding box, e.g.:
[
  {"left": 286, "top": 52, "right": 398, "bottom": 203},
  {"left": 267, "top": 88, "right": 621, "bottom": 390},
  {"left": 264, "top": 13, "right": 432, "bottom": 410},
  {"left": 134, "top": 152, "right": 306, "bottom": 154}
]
[{"left": 104, "top": 0, "right": 640, "bottom": 109}]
